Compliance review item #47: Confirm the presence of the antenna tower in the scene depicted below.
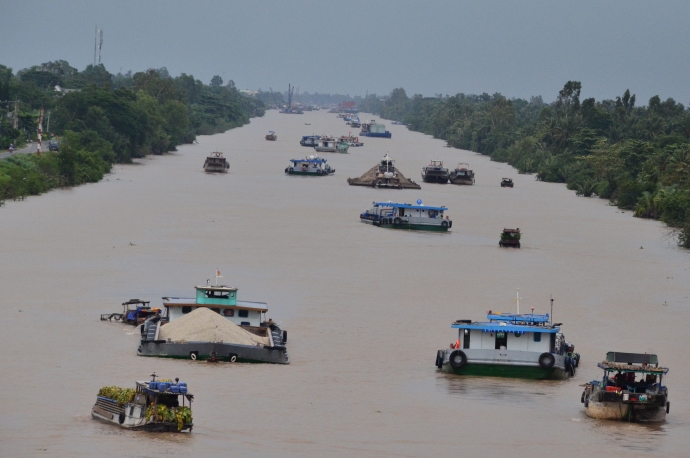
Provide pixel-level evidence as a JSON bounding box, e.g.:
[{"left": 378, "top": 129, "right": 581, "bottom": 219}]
[{"left": 98, "top": 29, "right": 103, "bottom": 65}]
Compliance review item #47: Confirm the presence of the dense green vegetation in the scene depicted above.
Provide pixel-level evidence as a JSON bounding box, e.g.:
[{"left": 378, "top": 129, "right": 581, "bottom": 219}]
[
  {"left": 359, "top": 84, "right": 690, "bottom": 248},
  {"left": 0, "top": 60, "right": 263, "bottom": 200}
]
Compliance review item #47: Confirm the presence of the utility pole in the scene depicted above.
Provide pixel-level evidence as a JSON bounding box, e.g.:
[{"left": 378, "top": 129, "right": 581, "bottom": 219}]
[
  {"left": 94, "top": 25, "right": 98, "bottom": 66},
  {"left": 98, "top": 29, "right": 103, "bottom": 65},
  {"left": 13, "top": 100, "right": 18, "bottom": 129},
  {"left": 37, "top": 107, "right": 44, "bottom": 155}
]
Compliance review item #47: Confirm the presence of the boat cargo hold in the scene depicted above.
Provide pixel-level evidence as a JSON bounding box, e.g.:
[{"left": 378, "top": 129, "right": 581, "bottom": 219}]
[
  {"left": 436, "top": 297, "right": 579, "bottom": 379},
  {"left": 92, "top": 375, "right": 193, "bottom": 432},
  {"left": 581, "top": 352, "right": 669, "bottom": 422},
  {"left": 360, "top": 200, "right": 452, "bottom": 232}
]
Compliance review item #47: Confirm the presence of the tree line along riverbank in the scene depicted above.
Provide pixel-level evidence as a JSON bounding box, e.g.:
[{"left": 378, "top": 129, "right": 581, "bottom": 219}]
[
  {"left": 0, "top": 61, "right": 264, "bottom": 200},
  {"left": 357, "top": 83, "right": 690, "bottom": 248}
]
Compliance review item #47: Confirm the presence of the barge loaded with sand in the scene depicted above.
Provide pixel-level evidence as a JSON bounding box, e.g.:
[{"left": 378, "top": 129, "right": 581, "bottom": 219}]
[
  {"left": 138, "top": 282, "right": 288, "bottom": 364},
  {"left": 347, "top": 154, "right": 421, "bottom": 189}
]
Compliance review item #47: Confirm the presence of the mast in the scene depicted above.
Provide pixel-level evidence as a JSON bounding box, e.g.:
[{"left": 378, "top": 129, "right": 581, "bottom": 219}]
[
  {"left": 94, "top": 25, "right": 98, "bottom": 66},
  {"left": 515, "top": 288, "right": 521, "bottom": 315},
  {"left": 98, "top": 29, "right": 103, "bottom": 65}
]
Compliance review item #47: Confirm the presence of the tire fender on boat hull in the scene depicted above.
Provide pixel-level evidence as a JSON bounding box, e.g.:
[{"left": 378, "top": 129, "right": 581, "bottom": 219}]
[
  {"left": 448, "top": 350, "right": 467, "bottom": 369},
  {"left": 538, "top": 352, "right": 555, "bottom": 369}
]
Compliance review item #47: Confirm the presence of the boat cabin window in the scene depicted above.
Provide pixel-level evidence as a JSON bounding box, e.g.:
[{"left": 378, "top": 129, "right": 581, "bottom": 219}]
[
  {"left": 495, "top": 332, "right": 507, "bottom": 349},
  {"left": 463, "top": 329, "right": 470, "bottom": 349},
  {"left": 238, "top": 310, "right": 249, "bottom": 318},
  {"left": 398, "top": 208, "right": 405, "bottom": 216},
  {"left": 428, "top": 210, "right": 438, "bottom": 218},
  {"left": 241, "top": 321, "right": 250, "bottom": 326},
  {"left": 205, "top": 290, "right": 230, "bottom": 299},
  {"left": 533, "top": 332, "right": 541, "bottom": 342},
  {"left": 223, "top": 309, "right": 234, "bottom": 317},
  {"left": 182, "top": 306, "right": 192, "bottom": 314}
]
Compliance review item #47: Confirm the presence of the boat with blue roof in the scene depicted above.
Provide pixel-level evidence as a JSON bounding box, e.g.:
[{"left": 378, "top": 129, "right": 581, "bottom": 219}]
[
  {"left": 300, "top": 135, "right": 320, "bottom": 147},
  {"left": 436, "top": 293, "right": 579, "bottom": 379},
  {"left": 360, "top": 200, "right": 452, "bottom": 231},
  {"left": 581, "top": 352, "right": 669, "bottom": 422},
  {"left": 285, "top": 156, "right": 335, "bottom": 176}
]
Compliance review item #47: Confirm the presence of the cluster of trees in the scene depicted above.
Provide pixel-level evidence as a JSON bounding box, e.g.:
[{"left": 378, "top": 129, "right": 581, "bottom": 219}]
[
  {"left": 360, "top": 83, "right": 690, "bottom": 247},
  {"left": 0, "top": 60, "right": 264, "bottom": 199}
]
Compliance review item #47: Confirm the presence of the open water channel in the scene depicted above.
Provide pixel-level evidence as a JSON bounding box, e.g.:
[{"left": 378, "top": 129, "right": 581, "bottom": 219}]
[{"left": 1, "top": 110, "right": 689, "bottom": 457}]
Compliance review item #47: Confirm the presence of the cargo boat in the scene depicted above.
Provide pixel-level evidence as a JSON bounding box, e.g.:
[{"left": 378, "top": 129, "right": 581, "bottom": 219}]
[
  {"left": 436, "top": 296, "right": 579, "bottom": 379},
  {"left": 91, "top": 375, "right": 193, "bottom": 432},
  {"left": 421, "top": 160, "right": 450, "bottom": 184},
  {"left": 138, "top": 282, "right": 288, "bottom": 364},
  {"left": 360, "top": 120, "right": 392, "bottom": 138},
  {"left": 360, "top": 200, "right": 452, "bottom": 232},
  {"left": 203, "top": 152, "right": 229, "bottom": 173},
  {"left": 285, "top": 156, "right": 334, "bottom": 176},
  {"left": 581, "top": 352, "right": 669, "bottom": 422},
  {"left": 449, "top": 163, "right": 475, "bottom": 185}
]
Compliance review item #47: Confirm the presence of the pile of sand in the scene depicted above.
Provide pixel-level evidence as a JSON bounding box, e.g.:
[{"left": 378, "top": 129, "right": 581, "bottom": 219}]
[
  {"left": 347, "top": 164, "right": 421, "bottom": 189},
  {"left": 159, "top": 307, "right": 269, "bottom": 346}
]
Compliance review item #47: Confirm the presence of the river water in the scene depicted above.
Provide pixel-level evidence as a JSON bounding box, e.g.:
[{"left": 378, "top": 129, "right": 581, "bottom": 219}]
[{"left": 1, "top": 110, "right": 689, "bottom": 457}]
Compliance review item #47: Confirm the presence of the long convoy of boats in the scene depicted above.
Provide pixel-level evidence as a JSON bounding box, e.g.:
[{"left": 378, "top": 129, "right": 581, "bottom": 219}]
[{"left": 94, "top": 108, "right": 670, "bottom": 433}]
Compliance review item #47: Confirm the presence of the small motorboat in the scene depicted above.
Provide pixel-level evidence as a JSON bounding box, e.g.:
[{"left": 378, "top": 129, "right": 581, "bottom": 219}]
[
  {"left": 501, "top": 178, "right": 514, "bottom": 187},
  {"left": 265, "top": 131, "right": 277, "bottom": 141}
]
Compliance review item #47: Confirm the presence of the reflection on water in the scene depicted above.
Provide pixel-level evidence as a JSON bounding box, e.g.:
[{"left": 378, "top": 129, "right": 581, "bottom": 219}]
[{"left": 440, "top": 372, "right": 559, "bottom": 406}]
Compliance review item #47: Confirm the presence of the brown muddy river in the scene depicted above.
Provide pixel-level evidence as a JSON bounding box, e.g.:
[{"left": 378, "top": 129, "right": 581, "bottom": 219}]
[{"left": 1, "top": 110, "right": 689, "bottom": 457}]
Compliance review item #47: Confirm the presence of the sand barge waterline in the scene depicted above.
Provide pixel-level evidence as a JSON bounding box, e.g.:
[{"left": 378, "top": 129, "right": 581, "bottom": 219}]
[{"left": 347, "top": 164, "right": 421, "bottom": 189}]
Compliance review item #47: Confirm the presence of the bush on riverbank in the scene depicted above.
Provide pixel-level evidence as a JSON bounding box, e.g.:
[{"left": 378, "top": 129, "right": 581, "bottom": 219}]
[{"left": 360, "top": 83, "right": 690, "bottom": 247}]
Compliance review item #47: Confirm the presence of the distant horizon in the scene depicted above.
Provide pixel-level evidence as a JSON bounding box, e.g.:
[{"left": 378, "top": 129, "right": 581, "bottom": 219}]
[{"left": 2, "top": 1, "right": 689, "bottom": 105}]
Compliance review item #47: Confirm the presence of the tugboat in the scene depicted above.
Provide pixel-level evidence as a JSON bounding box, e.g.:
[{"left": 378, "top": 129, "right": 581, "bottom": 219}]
[
  {"left": 436, "top": 294, "right": 579, "bottom": 379},
  {"left": 501, "top": 178, "right": 514, "bottom": 187},
  {"left": 421, "top": 160, "right": 450, "bottom": 184},
  {"left": 360, "top": 199, "right": 452, "bottom": 232},
  {"left": 138, "top": 275, "right": 289, "bottom": 364},
  {"left": 285, "top": 156, "right": 335, "bottom": 176},
  {"left": 100, "top": 299, "right": 161, "bottom": 325},
  {"left": 203, "top": 152, "right": 230, "bottom": 173},
  {"left": 499, "top": 228, "right": 521, "bottom": 248},
  {"left": 360, "top": 120, "right": 392, "bottom": 138},
  {"left": 265, "top": 131, "right": 277, "bottom": 141},
  {"left": 300, "top": 135, "right": 320, "bottom": 147},
  {"left": 92, "top": 374, "right": 193, "bottom": 432},
  {"left": 581, "top": 352, "right": 669, "bottom": 422},
  {"left": 449, "top": 163, "right": 475, "bottom": 185}
]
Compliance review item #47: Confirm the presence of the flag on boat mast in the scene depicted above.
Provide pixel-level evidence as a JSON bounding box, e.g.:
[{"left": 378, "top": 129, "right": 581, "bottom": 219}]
[{"left": 216, "top": 269, "right": 222, "bottom": 285}]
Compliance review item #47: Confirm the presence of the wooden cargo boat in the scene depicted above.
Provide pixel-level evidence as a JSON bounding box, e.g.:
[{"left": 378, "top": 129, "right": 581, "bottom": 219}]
[
  {"left": 449, "top": 163, "right": 475, "bottom": 185},
  {"left": 203, "top": 152, "right": 229, "bottom": 173},
  {"left": 499, "top": 228, "right": 521, "bottom": 248},
  {"left": 92, "top": 375, "right": 193, "bottom": 432},
  {"left": 581, "top": 352, "right": 669, "bottom": 422},
  {"left": 421, "top": 160, "right": 450, "bottom": 184},
  {"left": 501, "top": 177, "right": 514, "bottom": 187},
  {"left": 265, "top": 131, "right": 277, "bottom": 141}
]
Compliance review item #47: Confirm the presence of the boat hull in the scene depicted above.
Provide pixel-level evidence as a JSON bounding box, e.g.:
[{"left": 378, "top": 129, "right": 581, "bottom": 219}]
[
  {"left": 438, "top": 348, "right": 573, "bottom": 380},
  {"left": 422, "top": 175, "right": 449, "bottom": 184},
  {"left": 361, "top": 217, "right": 449, "bottom": 232},
  {"left": 450, "top": 177, "right": 474, "bottom": 185},
  {"left": 585, "top": 400, "right": 666, "bottom": 422},
  {"left": 286, "top": 171, "right": 333, "bottom": 176},
  {"left": 138, "top": 341, "right": 289, "bottom": 364}
]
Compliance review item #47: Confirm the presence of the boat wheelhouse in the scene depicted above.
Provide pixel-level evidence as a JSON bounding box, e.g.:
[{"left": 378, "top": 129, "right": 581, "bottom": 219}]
[
  {"left": 436, "top": 299, "right": 579, "bottom": 379},
  {"left": 162, "top": 285, "right": 267, "bottom": 326},
  {"left": 581, "top": 352, "right": 669, "bottom": 422},
  {"left": 285, "top": 156, "right": 334, "bottom": 176},
  {"left": 300, "top": 135, "right": 320, "bottom": 147},
  {"left": 421, "top": 160, "right": 450, "bottom": 184},
  {"left": 360, "top": 200, "right": 452, "bottom": 232},
  {"left": 449, "top": 163, "right": 475, "bottom": 185},
  {"left": 360, "top": 120, "right": 392, "bottom": 138},
  {"left": 203, "top": 152, "right": 229, "bottom": 173},
  {"left": 92, "top": 375, "right": 193, "bottom": 432}
]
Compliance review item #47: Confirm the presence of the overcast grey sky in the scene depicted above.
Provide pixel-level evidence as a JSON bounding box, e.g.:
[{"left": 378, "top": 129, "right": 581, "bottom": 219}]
[{"left": 1, "top": 0, "right": 689, "bottom": 103}]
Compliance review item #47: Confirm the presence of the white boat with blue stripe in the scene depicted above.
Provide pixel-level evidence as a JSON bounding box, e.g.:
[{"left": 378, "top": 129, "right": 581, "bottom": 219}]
[{"left": 360, "top": 199, "right": 451, "bottom": 231}]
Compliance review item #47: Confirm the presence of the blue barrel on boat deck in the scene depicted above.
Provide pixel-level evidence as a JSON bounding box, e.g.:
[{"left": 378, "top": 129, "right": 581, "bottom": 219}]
[
  {"left": 170, "top": 385, "right": 179, "bottom": 394},
  {"left": 179, "top": 383, "right": 187, "bottom": 394},
  {"left": 159, "top": 382, "right": 170, "bottom": 391},
  {"left": 149, "top": 381, "right": 157, "bottom": 390}
]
